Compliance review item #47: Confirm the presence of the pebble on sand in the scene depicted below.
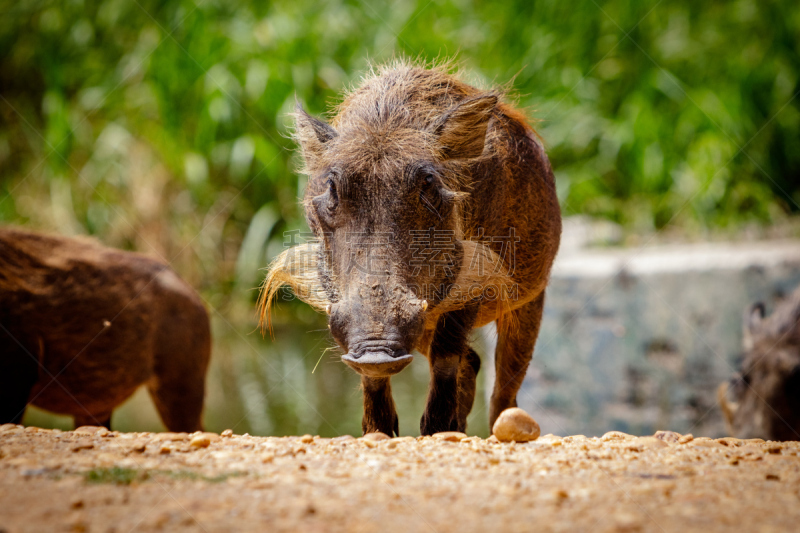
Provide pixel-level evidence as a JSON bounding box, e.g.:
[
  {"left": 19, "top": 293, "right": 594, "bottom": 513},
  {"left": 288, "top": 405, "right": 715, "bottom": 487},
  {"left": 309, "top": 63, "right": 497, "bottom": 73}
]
[
  {"left": 432, "top": 432, "right": 467, "bottom": 442},
  {"left": 189, "top": 435, "right": 212, "bottom": 448},
  {"left": 654, "top": 430, "right": 682, "bottom": 443},
  {"left": 362, "top": 432, "right": 390, "bottom": 442},
  {"left": 492, "top": 408, "right": 540, "bottom": 442}
]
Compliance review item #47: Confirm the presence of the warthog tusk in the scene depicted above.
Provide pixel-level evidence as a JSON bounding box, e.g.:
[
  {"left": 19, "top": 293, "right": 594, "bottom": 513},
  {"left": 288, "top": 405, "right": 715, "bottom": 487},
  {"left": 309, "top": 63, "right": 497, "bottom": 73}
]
[
  {"left": 325, "top": 304, "right": 332, "bottom": 315},
  {"left": 421, "top": 300, "right": 428, "bottom": 311}
]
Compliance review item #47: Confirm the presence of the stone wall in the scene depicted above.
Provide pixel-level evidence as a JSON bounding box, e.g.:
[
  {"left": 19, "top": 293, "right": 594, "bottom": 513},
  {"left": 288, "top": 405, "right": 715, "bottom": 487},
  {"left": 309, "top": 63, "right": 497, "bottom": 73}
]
[{"left": 481, "top": 236, "right": 800, "bottom": 438}]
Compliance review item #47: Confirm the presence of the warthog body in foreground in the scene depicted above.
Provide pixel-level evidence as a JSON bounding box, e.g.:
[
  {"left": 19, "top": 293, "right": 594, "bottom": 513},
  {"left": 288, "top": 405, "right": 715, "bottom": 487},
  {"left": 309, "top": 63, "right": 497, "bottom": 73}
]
[
  {"left": 719, "top": 285, "right": 800, "bottom": 440},
  {"left": 0, "top": 227, "right": 210, "bottom": 431},
  {"left": 262, "top": 61, "right": 561, "bottom": 436}
]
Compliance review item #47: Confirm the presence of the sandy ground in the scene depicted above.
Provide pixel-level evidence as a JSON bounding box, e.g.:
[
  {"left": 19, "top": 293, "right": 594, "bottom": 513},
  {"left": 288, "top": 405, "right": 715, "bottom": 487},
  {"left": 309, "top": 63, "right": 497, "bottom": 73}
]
[{"left": 1, "top": 424, "right": 799, "bottom": 533}]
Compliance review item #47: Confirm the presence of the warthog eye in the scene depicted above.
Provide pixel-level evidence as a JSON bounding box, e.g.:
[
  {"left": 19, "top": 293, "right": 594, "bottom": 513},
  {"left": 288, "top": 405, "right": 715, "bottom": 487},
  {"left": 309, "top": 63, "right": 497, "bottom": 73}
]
[
  {"left": 326, "top": 178, "right": 339, "bottom": 208},
  {"left": 312, "top": 176, "right": 340, "bottom": 227},
  {"left": 419, "top": 175, "right": 443, "bottom": 219}
]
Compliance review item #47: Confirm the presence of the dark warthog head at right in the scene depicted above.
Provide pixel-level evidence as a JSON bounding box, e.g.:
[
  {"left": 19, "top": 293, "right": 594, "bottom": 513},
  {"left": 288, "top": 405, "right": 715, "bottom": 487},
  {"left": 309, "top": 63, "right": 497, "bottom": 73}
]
[{"left": 718, "top": 286, "right": 800, "bottom": 441}]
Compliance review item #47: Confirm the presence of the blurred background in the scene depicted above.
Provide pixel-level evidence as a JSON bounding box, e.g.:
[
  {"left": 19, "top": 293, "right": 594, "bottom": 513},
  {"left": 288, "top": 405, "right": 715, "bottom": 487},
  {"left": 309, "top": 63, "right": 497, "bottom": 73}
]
[{"left": 2, "top": 0, "right": 799, "bottom": 438}]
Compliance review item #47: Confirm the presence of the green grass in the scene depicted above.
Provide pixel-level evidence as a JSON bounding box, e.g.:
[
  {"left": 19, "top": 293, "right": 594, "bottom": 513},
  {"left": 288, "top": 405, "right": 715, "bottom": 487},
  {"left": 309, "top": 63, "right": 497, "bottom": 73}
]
[
  {"left": 162, "top": 470, "right": 245, "bottom": 483},
  {"left": 83, "top": 467, "right": 244, "bottom": 485},
  {"left": 84, "top": 467, "right": 142, "bottom": 485}
]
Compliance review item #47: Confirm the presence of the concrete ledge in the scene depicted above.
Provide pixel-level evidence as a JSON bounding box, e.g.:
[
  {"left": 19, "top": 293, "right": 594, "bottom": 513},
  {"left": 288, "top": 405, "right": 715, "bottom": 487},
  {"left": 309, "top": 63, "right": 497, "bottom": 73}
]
[{"left": 553, "top": 240, "right": 800, "bottom": 278}]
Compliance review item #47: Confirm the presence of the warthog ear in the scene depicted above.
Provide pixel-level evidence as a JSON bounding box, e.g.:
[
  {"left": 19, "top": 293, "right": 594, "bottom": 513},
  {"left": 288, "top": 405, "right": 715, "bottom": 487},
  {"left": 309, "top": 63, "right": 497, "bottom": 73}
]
[
  {"left": 294, "top": 103, "right": 337, "bottom": 167},
  {"left": 433, "top": 95, "right": 498, "bottom": 160},
  {"left": 743, "top": 302, "right": 765, "bottom": 351}
]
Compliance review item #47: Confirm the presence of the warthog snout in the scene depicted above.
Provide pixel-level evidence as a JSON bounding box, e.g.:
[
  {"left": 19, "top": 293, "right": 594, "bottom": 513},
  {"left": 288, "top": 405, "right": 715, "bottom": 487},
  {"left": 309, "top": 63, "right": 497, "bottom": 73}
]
[
  {"left": 329, "top": 297, "right": 426, "bottom": 378},
  {"left": 341, "top": 349, "right": 414, "bottom": 378}
]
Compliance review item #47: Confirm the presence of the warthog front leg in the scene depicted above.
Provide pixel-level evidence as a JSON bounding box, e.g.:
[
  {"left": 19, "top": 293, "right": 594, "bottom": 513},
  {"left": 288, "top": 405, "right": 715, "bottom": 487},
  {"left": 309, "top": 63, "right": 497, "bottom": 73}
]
[
  {"left": 421, "top": 305, "right": 479, "bottom": 435},
  {"left": 361, "top": 376, "right": 398, "bottom": 436},
  {"left": 489, "top": 292, "right": 546, "bottom": 429},
  {"left": 456, "top": 348, "right": 481, "bottom": 432}
]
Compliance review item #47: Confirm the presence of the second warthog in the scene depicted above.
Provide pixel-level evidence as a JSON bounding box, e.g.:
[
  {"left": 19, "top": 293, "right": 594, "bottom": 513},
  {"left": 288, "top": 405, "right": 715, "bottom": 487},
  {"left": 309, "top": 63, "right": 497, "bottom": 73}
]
[
  {"left": 0, "top": 226, "right": 210, "bottom": 431},
  {"left": 718, "top": 285, "right": 800, "bottom": 440},
  {"left": 261, "top": 61, "right": 561, "bottom": 436}
]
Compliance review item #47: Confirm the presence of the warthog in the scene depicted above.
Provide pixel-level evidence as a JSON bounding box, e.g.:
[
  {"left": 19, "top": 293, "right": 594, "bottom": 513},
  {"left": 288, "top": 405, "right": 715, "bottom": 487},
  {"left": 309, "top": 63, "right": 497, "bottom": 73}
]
[
  {"left": 261, "top": 61, "right": 561, "bottom": 436},
  {"left": 0, "top": 226, "right": 211, "bottom": 431},
  {"left": 718, "top": 285, "right": 800, "bottom": 440}
]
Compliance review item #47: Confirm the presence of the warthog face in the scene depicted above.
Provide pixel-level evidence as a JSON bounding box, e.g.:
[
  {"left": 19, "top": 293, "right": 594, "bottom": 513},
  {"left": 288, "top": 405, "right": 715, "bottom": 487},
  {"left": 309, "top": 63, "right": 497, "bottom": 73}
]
[{"left": 719, "top": 297, "right": 800, "bottom": 441}]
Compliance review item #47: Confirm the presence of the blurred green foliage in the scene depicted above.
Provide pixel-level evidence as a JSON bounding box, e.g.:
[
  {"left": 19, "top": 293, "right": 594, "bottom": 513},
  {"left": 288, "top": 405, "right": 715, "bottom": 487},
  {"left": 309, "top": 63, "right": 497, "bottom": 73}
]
[
  {"left": 1, "top": 0, "right": 799, "bottom": 436},
  {"left": 2, "top": 0, "right": 799, "bottom": 238}
]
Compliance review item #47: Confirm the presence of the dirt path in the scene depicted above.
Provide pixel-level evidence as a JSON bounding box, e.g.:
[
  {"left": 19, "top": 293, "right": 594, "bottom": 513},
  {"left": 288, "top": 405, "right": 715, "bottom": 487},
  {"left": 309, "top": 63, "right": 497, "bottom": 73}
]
[{"left": 1, "top": 424, "right": 799, "bottom": 532}]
